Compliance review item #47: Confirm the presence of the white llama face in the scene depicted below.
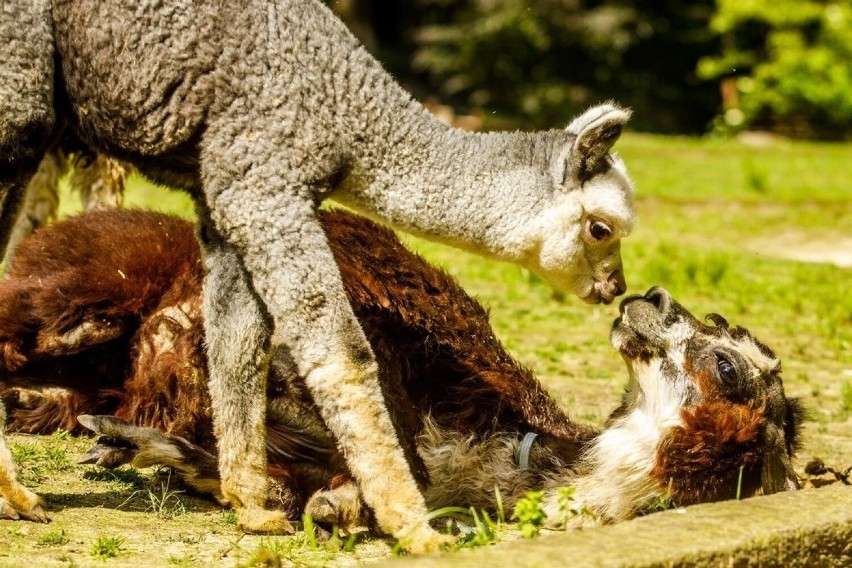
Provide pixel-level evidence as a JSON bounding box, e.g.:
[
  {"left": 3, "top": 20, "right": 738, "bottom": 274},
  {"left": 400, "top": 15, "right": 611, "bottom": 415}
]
[
  {"left": 521, "top": 104, "right": 636, "bottom": 303},
  {"left": 527, "top": 148, "right": 635, "bottom": 304}
]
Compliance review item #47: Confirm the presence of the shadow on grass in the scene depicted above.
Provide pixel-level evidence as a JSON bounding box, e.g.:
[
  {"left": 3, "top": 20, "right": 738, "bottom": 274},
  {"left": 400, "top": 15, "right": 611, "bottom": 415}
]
[{"left": 40, "top": 489, "right": 220, "bottom": 514}]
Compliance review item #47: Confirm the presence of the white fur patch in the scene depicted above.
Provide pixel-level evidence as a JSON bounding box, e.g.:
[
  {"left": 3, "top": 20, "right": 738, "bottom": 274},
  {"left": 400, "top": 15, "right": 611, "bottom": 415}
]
[
  {"left": 726, "top": 334, "right": 780, "bottom": 377},
  {"left": 561, "top": 359, "right": 686, "bottom": 524}
]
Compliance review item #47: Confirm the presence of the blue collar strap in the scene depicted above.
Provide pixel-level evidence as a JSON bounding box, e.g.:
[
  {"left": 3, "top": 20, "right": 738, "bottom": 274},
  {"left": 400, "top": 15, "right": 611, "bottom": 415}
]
[{"left": 515, "top": 432, "right": 539, "bottom": 469}]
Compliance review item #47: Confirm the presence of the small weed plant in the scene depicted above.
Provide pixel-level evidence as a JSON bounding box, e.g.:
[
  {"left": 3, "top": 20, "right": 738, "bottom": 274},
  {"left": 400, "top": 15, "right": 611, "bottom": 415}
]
[
  {"left": 166, "top": 553, "right": 196, "bottom": 567},
  {"left": 116, "top": 470, "right": 186, "bottom": 519},
  {"left": 220, "top": 508, "right": 238, "bottom": 527},
  {"left": 37, "top": 529, "right": 69, "bottom": 547},
  {"left": 511, "top": 490, "right": 546, "bottom": 538},
  {"left": 146, "top": 478, "right": 187, "bottom": 519},
  {"left": 90, "top": 535, "right": 126, "bottom": 560},
  {"left": 241, "top": 516, "right": 356, "bottom": 568}
]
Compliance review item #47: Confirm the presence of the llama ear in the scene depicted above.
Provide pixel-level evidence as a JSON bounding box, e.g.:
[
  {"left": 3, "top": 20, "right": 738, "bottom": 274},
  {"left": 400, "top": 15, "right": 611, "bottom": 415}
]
[
  {"left": 782, "top": 397, "right": 806, "bottom": 456},
  {"left": 565, "top": 102, "right": 631, "bottom": 182},
  {"left": 760, "top": 423, "right": 800, "bottom": 494}
]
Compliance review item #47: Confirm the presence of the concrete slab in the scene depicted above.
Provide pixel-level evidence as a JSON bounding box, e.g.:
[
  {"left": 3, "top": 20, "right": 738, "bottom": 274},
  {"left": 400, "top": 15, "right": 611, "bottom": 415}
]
[{"left": 382, "top": 485, "right": 852, "bottom": 567}]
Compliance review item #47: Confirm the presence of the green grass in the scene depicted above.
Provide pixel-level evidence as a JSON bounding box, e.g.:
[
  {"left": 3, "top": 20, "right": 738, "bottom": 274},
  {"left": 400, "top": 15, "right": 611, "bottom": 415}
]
[
  {"left": 11, "top": 132, "right": 851, "bottom": 565},
  {"left": 90, "top": 535, "right": 126, "bottom": 560},
  {"left": 11, "top": 430, "right": 74, "bottom": 485},
  {"left": 37, "top": 529, "right": 69, "bottom": 547}
]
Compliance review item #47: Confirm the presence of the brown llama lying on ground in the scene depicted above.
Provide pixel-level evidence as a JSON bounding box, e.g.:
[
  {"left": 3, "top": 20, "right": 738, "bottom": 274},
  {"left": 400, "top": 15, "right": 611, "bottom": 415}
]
[
  {"left": 0, "top": 147, "right": 126, "bottom": 522},
  {"left": 0, "top": 209, "right": 803, "bottom": 531}
]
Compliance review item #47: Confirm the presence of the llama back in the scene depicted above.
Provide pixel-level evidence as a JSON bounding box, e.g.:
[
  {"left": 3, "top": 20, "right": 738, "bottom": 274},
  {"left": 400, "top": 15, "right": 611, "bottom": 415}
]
[{"left": 0, "top": 210, "right": 206, "bottom": 437}]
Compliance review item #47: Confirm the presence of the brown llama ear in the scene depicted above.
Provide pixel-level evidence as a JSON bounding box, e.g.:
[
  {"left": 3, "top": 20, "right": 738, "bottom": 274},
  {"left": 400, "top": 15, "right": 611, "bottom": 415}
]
[
  {"left": 565, "top": 102, "right": 631, "bottom": 182},
  {"left": 760, "top": 422, "right": 800, "bottom": 494}
]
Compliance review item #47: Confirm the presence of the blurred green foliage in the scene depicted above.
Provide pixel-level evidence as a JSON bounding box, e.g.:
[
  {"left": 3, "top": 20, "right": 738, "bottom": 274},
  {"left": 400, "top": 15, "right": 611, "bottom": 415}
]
[
  {"left": 699, "top": 0, "right": 852, "bottom": 139},
  {"left": 329, "top": 0, "right": 852, "bottom": 139},
  {"left": 330, "top": 0, "right": 720, "bottom": 133},
  {"left": 411, "top": 0, "right": 721, "bottom": 132}
]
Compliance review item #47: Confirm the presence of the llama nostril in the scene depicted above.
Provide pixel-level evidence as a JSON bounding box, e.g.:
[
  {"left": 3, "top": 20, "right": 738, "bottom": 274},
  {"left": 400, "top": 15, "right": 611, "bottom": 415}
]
[
  {"left": 608, "top": 269, "right": 627, "bottom": 297},
  {"left": 644, "top": 286, "right": 671, "bottom": 314}
]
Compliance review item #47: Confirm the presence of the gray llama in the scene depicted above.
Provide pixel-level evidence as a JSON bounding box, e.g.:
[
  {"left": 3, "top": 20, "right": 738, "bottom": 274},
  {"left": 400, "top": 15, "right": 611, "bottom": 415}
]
[{"left": 0, "top": 0, "right": 636, "bottom": 550}]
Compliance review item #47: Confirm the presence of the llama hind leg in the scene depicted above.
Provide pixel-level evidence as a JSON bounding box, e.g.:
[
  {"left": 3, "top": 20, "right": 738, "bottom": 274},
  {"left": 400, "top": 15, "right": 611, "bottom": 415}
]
[
  {"left": 77, "top": 415, "right": 226, "bottom": 504},
  {"left": 0, "top": 400, "right": 48, "bottom": 522},
  {"left": 198, "top": 225, "right": 292, "bottom": 533}
]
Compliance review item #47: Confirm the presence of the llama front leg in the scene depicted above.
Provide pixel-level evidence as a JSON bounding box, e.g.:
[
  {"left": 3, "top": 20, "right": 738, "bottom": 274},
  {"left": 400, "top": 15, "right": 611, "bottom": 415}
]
[
  {"left": 203, "top": 191, "right": 448, "bottom": 552},
  {"left": 0, "top": 400, "right": 48, "bottom": 522},
  {"left": 198, "top": 225, "right": 290, "bottom": 533}
]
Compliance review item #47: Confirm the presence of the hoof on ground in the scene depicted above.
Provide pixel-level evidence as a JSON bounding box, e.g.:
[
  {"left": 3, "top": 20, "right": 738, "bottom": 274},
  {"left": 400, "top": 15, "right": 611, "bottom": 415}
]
[
  {"left": 304, "top": 494, "right": 338, "bottom": 524},
  {"left": 396, "top": 523, "right": 455, "bottom": 554},
  {"left": 236, "top": 507, "right": 294, "bottom": 535},
  {"left": 0, "top": 491, "right": 49, "bottom": 523},
  {"left": 304, "top": 483, "right": 363, "bottom": 530}
]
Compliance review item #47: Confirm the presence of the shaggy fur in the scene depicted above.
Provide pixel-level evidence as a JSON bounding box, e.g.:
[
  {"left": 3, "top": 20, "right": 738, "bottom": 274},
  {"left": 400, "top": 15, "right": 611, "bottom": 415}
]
[
  {"left": 0, "top": 0, "right": 637, "bottom": 546},
  {"left": 0, "top": 210, "right": 803, "bottom": 533}
]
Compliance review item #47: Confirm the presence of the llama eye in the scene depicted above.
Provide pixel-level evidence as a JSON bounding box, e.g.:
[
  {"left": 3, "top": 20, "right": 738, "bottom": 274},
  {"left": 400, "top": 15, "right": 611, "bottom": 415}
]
[
  {"left": 716, "top": 354, "right": 737, "bottom": 383},
  {"left": 589, "top": 220, "right": 612, "bottom": 241}
]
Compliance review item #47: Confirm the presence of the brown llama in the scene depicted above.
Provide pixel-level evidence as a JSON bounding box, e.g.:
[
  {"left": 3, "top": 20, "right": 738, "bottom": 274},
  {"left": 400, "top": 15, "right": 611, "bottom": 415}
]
[{"left": 0, "top": 209, "right": 803, "bottom": 532}]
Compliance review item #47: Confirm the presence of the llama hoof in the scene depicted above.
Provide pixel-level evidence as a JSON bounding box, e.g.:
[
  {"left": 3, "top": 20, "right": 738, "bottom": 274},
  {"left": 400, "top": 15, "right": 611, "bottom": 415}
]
[
  {"left": 304, "top": 494, "right": 337, "bottom": 524},
  {"left": 396, "top": 523, "right": 455, "bottom": 554},
  {"left": 0, "top": 489, "right": 49, "bottom": 523},
  {"left": 236, "top": 507, "right": 295, "bottom": 535},
  {"left": 18, "top": 501, "right": 50, "bottom": 523},
  {"left": 78, "top": 440, "right": 137, "bottom": 469},
  {"left": 77, "top": 415, "right": 139, "bottom": 469},
  {"left": 304, "top": 483, "right": 363, "bottom": 529}
]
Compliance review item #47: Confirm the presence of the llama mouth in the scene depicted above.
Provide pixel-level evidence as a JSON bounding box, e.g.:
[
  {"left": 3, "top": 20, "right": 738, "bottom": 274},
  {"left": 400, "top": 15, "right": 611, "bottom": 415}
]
[
  {"left": 583, "top": 286, "right": 618, "bottom": 305},
  {"left": 610, "top": 287, "right": 674, "bottom": 358},
  {"left": 581, "top": 290, "right": 603, "bottom": 305}
]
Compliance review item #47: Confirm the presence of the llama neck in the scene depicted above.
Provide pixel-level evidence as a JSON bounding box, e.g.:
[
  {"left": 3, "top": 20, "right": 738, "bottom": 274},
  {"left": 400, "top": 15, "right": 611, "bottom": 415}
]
[
  {"left": 332, "top": 77, "right": 569, "bottom": 263},
  {"left": 541, "top": 383, "right": 686, "bottom": 526}
]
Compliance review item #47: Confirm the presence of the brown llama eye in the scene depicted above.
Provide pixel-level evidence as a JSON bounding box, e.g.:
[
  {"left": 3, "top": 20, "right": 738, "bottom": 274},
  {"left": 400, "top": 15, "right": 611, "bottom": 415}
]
[
  {"left": 589, "top": 220, "right": 612, "bottom": 241},
  {"left": 716, "top": 354, "right": 737, "bottom": 383}
]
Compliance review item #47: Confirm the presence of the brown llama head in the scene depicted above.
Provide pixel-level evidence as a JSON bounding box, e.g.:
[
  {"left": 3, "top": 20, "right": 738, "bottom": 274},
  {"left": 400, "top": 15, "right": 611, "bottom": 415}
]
[{"left": 610, "top": 287, "right": 804, "bottom": 507}]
